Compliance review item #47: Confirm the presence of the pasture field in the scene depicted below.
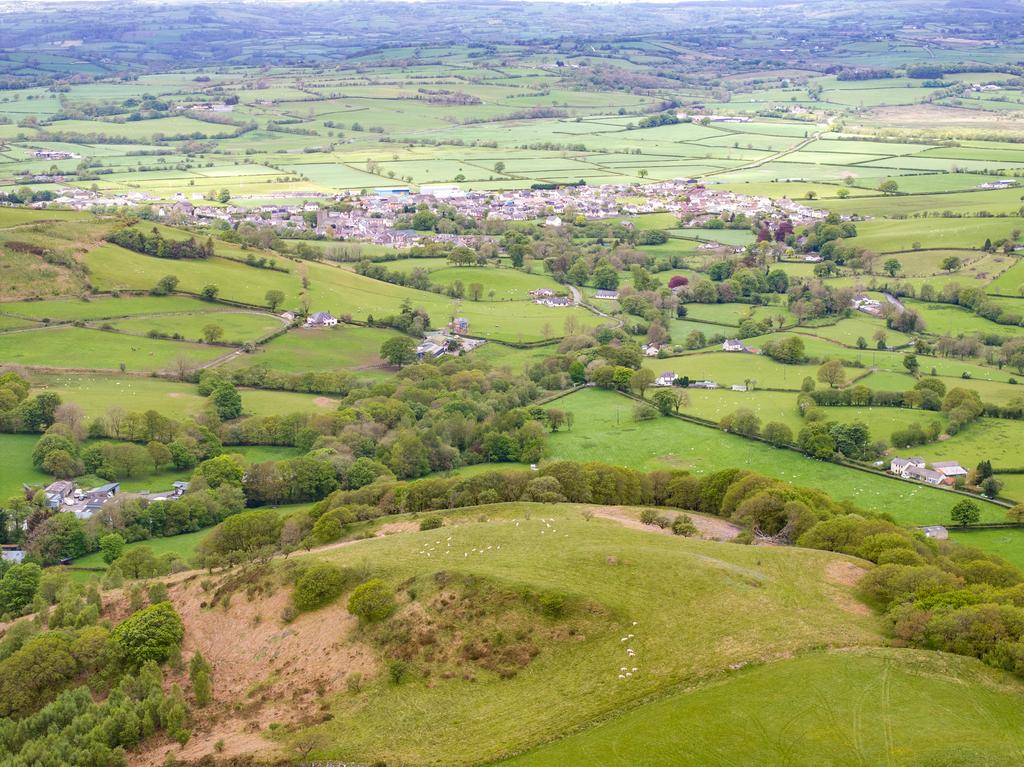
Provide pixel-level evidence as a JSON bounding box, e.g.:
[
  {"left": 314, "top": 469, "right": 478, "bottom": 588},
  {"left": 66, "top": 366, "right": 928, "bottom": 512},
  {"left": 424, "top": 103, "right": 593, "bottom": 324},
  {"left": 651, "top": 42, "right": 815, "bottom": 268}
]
[
  {"left": 0, "top": 294, "right": 223, "bottom": 322},
  {"left": 426, "top": 266, "right": 563, "bottom": 301},
  {"left": 842, "top": 217, "right": 1024, "bottom": 253},
  {"left": 545, "top": 388, "right": 1002, "bottom": 524},
  {"left": 951, "top": 528, "right": 1024, "bottom": 571},
  {"left": 30, "top": 373, "right": 340, "bottom": 419},
  {"left": 84, "top": 243, "right": 305, "bottom": 308},
  {"left": 499, "top": 649, "right": 1024, "bottom": 767},
  {"left": 681, "top": 302, "right": 796, "bottom": 327},
  {"left": 988, "top": 258, "right": 1024, "bottom": 297},
  {"left": 0, "top": 326, "right": 225, "bottom": 372},
  {"left": 106, "top": 311, "right": 284, "bottom": 344},
  {"left": 802, "top": 316, "right": 912, "bottom": 347},
  {"left": 905, "top": 299, "right": 1024, "bottom": 338},
  {"left": 0, "top": 433, "right": 51, "bottom": 499},
  {"left": 289, "top": 504, "right": 879, "bottom": 766},
  {"left": 916, "top": 418, "right": 1024, "bottom": 478},
  {"left": 305, "top": 260, "right": 606, "bottom": 342},
  {"left": 647, "top": 352, "right": 817, "bottom": 390},
  {"left": 461, "top": 342, "right": 555, "bottom": 374},
  {"left": 223, "top": 325, "right": 401, "bottom": 375}
]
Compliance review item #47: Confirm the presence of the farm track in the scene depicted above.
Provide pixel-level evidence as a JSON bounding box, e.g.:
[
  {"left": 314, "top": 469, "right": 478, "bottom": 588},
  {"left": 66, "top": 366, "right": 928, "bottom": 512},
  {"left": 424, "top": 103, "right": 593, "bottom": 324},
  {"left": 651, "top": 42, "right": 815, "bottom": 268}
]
[{"left": 703, "top": 130, "right": 821, "bottom": 178}]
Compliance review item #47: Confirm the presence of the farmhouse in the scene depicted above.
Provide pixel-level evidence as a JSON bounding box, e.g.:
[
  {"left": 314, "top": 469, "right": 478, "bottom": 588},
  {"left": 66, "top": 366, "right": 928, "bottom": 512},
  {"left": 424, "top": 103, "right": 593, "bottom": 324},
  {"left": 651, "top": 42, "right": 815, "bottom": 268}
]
[
  {"left": 305, "top": 311, "right": 338, "bottom": 328},
  {"left": 537, "top": 296, "right": 572, "bottom": 307},
  {"left": 977, "top": 179, "right": 1017, "bottom": 190},
  {"left": 905, "top": 465, "right": 944, "bottom": 485},
  {"left": 1, "top": 545, "right": 25, "bottom": 563},
  {"left": 529, "top": 288, "right": 555, "bottom": 299},
  {"left": 722, "top": 339, "right": 751, "bottom": 353},
  {"left": 43, "top": 480, "right": 75, "bottom": 509},
  {"left": 890, "top": 456, "right": 926, "bottom": 477},
  {"left": 31, "top": 149, "right": 78, "bottom": 161},
  {"left": 852, "top": 295, "right": 882, "bottom": 316},
  {"left": 592, "top": 290, "right": 619, "bottom": 300},
  {"left": 655, "top": 372, "right": 678, "bottom": 387}
]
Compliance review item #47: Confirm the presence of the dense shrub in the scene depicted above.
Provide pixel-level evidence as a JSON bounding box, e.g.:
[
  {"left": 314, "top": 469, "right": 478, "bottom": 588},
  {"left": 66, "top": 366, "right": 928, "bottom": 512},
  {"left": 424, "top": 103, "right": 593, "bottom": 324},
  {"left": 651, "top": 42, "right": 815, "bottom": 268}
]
[
  {"left": 293, "top": 563, "right": 349, "bottom": 612},
  {"left": 348, "top": 578, "right": 396, "bottom": 623},
  {"left": 111, "top": 601, "right": 185, "bottom": 666}
]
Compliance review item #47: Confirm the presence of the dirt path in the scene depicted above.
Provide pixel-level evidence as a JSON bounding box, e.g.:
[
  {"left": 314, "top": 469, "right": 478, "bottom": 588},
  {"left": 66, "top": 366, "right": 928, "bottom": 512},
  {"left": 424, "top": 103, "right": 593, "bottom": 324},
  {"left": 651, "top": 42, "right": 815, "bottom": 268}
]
[
  {"left": 586, "top": 505, "right": 741, "bottom": 540},
  {"left": 704, "top": 130, "right": 821, "bottom": 178}
]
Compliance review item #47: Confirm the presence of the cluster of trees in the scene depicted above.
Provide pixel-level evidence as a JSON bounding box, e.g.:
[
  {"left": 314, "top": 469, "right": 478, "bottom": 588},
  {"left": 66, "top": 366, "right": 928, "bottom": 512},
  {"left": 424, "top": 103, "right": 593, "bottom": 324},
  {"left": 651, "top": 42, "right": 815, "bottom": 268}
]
[
  {"left": 228, "top": 364, "right": 361, "bottom": 396},
  {"left": 26, "top": 398, "right": 224, "bottom": 480},
  {"left": 371, "top": 299, "right": 432, "bottom": 336},
  {"left": 0, "top": 372, "right": 62, "bottom": 434},
  {"left": 0, "top": 579, "right": 190, "bottom": 758},
  {"left": 219, "top": 360, "right": 551, "bottom": 483},
  {"left": 761, "top": 335, "right": 807, "bottom": 364},
  {"left": 717, "top": 404, "right": 880, "bottom": 462},
  {"left": 107, "top": 226, "right": 214, "bottom": 260},
  {"left": 800, "top": 511, "right": 1024, "bottom": 680},
  {"left": 803, "top": 378, "right": 985, "bottom": 442}
]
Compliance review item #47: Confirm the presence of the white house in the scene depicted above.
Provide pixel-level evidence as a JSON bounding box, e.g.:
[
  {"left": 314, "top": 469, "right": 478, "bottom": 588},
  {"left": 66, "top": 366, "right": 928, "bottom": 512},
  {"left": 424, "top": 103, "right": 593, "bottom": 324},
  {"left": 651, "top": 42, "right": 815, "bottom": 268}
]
[
  {"left": 722, "top": 339, "right": 749, "bottom": 353},
  {"left": 655, "top": 372, "right": 678, "bottom": 387},
  {"left": 0, "top": 546, "right": 25, "bottom": 563},
  {"left": 890, "top": 457, "right": 925, "bottom": 477},
  {"left": 305, "top": 311, "right": 338, "bottom": 328},
  {"left": 642, "top": 344, "right": 661, "bottom": 357},
  {"left": 592, "top": 290, "right": 619, "bottom": 301}
]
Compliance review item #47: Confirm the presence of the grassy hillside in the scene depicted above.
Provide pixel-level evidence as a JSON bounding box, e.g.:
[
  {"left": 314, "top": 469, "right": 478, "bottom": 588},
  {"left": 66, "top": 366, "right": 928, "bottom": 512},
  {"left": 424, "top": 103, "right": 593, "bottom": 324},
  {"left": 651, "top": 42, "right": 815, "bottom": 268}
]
[
  {"left": 498, "top": 648, "right": 1024, "bottom": 767},
  {"left": 281, "top": 503, "right": 879, "bottom": 765}
]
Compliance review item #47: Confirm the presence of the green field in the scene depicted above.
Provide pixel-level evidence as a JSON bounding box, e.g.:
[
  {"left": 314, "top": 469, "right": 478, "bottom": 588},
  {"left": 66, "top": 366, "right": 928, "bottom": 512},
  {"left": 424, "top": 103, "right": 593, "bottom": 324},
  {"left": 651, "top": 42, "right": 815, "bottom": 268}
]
[
  {"left": 84, "top": 243, "right": 304, "bottom": 308},
  {"left": 427, "top": 266, "right": 563, "bottom": 301},
  {"left": 842, "top": 218, "right": 1024, "bottom": 253},
  {"left": 0, "top": 433, "right": 51, "bottom": 499},
  {"left": 0, "top": 294, "right": 219, "bottom": 322},
  {"left": 0, "top": 326, "right": 225, "bottom": 371},
  {"left": 950, "top": 528, "right": 1024, "bottom": 571},
  {"left": 32, "top": 373, "right": 342, "bottom": 419},
  {"left": 544, "top": 388, "right": 1004, "bottom": 525},
  {"left": 224, "top": 325, "right": 400, "bottom": 375},
  {"left": 499, "top": 648, "right": 1024, "bottom": 767},
  {"left": 106, "top": 310, "right": 284, "bottom": 344}
]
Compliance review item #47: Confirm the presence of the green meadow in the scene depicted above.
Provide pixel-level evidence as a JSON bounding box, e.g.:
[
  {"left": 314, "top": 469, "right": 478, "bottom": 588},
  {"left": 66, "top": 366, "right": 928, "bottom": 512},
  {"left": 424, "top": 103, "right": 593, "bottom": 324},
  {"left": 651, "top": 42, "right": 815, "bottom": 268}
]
[{"left": 544, "top": 388, "right": 1004, "bottom": 525}]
